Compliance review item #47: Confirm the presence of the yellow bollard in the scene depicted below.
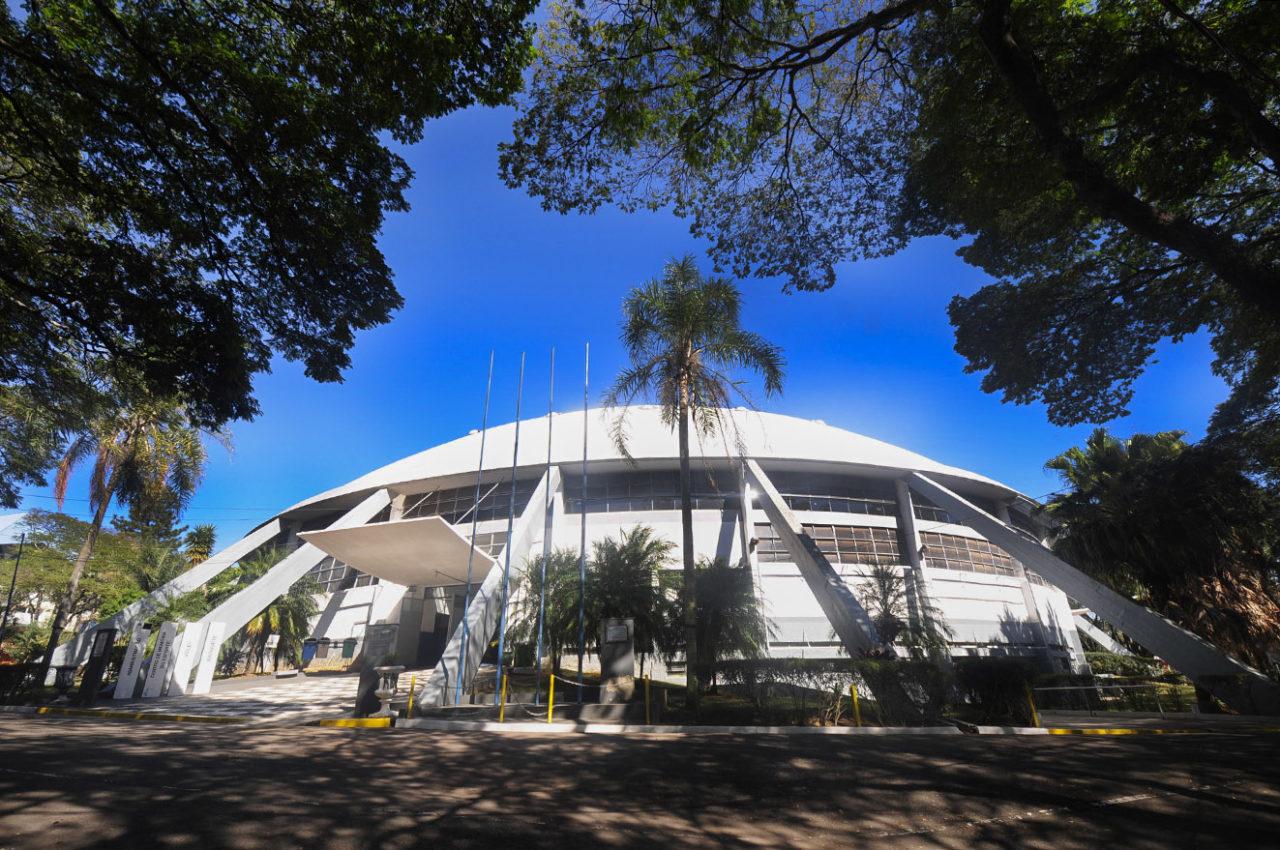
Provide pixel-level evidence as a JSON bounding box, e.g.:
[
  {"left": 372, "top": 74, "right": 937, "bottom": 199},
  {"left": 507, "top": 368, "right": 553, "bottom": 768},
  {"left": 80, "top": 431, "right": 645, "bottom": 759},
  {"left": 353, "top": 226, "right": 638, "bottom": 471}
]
[
  {"left": 1024, "top": 682, "right": 1040, "bottom": 728},
  {"left": 644, "top": 675, "right": 651, "bottom": 725},
  {"left": 547, "top": 674, "right": 555, "bottom": 724},
  {"left": 407, "top": 674, "right": 417, "bottom": 719},
  {"left": 499, "top": 673, "right": 508, "bottom": 723},
  {"left": 850, "top": 683, "right": 862, "bottom": 728}
]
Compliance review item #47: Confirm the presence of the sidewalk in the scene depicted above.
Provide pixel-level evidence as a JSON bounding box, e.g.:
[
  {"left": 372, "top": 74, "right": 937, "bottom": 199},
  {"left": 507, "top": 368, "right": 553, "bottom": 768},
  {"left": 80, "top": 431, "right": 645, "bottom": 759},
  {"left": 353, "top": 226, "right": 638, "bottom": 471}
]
[{"left": 1038, "top": 710, "right": 1280, "bottom": 734}]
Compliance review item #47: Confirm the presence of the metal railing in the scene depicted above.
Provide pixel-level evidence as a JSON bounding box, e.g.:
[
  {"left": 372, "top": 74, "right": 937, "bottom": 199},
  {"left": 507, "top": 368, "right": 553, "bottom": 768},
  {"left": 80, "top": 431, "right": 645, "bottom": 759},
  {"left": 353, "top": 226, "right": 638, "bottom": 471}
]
[{"left": 1031, "top": 680, "right": 1195, "bottom": 716}]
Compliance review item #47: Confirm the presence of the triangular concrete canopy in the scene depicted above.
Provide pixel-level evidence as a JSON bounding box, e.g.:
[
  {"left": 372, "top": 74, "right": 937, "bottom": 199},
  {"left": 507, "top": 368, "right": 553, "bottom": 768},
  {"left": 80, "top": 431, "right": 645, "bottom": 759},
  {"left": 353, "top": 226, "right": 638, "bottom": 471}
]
[{"left": 300, "top": 516, "right": 495, "bottom": 587}]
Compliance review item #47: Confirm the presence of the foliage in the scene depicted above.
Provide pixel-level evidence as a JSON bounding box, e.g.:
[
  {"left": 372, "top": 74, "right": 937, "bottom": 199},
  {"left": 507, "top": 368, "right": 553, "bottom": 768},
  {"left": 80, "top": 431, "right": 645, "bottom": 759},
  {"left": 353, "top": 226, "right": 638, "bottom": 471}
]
[
  {"left": 1084, "top": 651, "right": 1163, "bottom": 679},
  {"left": 953, "top": 657, "right": 1038, "bottom": 725},
  {"left": 503, "top": 1, "right": 1280, "bottom": 446},
  {"left": 36, "top": 398, "right": 214, "bottom": 681},
  {"left": 719, "top": 657, "right": 951, "bottom": 726},
  {"left": 856, "top": 563, "right": 951, "bottom": 657},
  {"left": 687, "top": 558, "right": 770, "bottom": 689},
  {"left": 0, "top": 0, "right": 536, "bottom": 506},
  {"left": 604, "top": 255, "right": 784, "bottom": 706},
  {"left": 508, "top": 547, "right": 583, "bottom": 674},
  {"left": 214, "top": 548, "right": 320, "bottom": 673},
  {"left": 584, "top": 526, "right": 680, "bottom": 675},
  {"left": 184, "top": 525, "right": 217, "bottom": 567},
  {"left": 1045, "top": 429, "right": 1280, "bottom": 675}
]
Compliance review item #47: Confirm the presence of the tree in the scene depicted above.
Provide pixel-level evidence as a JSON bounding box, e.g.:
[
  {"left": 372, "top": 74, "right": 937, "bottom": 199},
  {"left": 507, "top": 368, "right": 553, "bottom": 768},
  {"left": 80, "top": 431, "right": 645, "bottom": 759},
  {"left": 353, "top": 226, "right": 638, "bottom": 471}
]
[
  {"left": 502, "top": 1, "right": 1280, "bottom": 444},
  {"left": 203, "top": 547, "right": 320, "bottom": 673},
  {"left": 856, "top": 563, "right": 950, "bottom": 658},
  {"left": 1044, "top": 429, "right": 1280, "bottom": 676},
  {"left": 184, "top": 525, "right": 217, "bottom": 568},
  {"left": 509, "top": 548, "right": 587, "bottom": 675},
  {"left": 37, "top": 400, "right": 211, "bottom": 682},
  {"left": 587, "top": 526, "right": 680, "bottom": 677},
  {"left": 688, "top": 558, "right": 769, "bottom": 692},
  {"left": 0, "top": 0, "right": 536, "bottom": 506},
  {"left": 604, "top": 257, "right": 784, "bottom": 708}
]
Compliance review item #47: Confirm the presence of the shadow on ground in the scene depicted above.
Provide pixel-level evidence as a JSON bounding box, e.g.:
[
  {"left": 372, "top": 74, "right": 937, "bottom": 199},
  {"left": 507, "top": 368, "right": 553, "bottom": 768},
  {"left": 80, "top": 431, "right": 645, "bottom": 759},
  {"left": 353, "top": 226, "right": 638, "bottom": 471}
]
[{"left": 0, "top": 717, "right": 1276, "bottom": 849}]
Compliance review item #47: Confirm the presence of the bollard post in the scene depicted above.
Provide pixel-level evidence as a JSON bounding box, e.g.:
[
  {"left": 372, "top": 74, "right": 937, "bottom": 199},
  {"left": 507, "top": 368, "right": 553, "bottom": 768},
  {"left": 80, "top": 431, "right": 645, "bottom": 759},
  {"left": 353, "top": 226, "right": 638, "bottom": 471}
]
[
  {"left": 644, "top": 676, "right": 651, "bottom": 725},
  {"left": 1024, "top": 682, "right": 1040, "bottom": 728},
  {"left": 547, "top": 674, "right": 556, "bottom": 724},
  {"left": 406, "top": 674, "right": 417, "bottom": 719},
  {"left": 499, "top": 673, "right": 508, "bottom": 723},
  {"left": 850, "top": 683, "right": 862, "bottom": 728}
]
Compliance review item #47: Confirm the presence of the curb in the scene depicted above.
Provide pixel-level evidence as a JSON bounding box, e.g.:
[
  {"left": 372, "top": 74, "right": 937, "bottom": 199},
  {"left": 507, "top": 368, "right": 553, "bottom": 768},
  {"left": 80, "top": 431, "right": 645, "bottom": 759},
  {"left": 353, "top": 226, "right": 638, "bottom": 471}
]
[
  {"left": 316, "top": 717, "right": 393, "bottom": 729},
  {"left": 397, "top": 718, "right": 963, "bottom": 735},
  {"left": 10, "top": 705, "right": 248, "bottom": 724},
  {"left": 1044, "top": 726, "right": 1280, "bottom": 735}
]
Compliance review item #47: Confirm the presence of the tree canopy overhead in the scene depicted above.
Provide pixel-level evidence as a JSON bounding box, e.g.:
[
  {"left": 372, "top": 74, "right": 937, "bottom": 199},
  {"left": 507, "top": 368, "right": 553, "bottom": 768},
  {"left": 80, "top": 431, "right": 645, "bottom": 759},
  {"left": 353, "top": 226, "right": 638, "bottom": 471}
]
[
  {"left": 501, "top": 1, "right": 1280, "bottom": 439},
  {"left": 1, "top": 0, "right": 535, "bottom": 503}
]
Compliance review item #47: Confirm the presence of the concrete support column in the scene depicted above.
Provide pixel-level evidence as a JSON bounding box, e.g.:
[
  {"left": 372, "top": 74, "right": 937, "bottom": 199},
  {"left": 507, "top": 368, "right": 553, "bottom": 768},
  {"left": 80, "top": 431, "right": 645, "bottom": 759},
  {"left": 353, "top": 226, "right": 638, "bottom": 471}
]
[
  {"left": 994, "top": 500, "right": 1051, "bottom": 653},
  {"left": 894, "top": 479, "right": 950, "bottom": 667},
  {"left": 745, "top": 460, "right": 879, "bottom": 655},
  {"left": 420, "top": 468, "right": 558, "bottom": 706},
  {"left": 47, "top": 518, "right": 286, "bottom": 674},
  {"left": 907, "top": 472, "right": 1280, "bottom": 715},
  {"left": 187, "top": 489, "right": 393, "bottom": 693},
  {"left": 738, "top": 462, "right": 769, "bottom": 652}
]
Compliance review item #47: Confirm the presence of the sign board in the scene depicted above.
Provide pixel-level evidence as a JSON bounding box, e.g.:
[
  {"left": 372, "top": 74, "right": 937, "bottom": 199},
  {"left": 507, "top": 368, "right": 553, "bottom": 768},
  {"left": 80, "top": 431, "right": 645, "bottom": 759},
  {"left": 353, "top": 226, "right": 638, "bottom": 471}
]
[
  {"left": 190, "top": 621, "right": 226, "bottom": 695},
  {"left": 77, "top": 627, "right": 119, "bottom": 706},
  {"left": 605, "top": 623, "right": 630, "bottom": 643},
  {"left": 112, "top": 623, "right": 152, "bottom": 700},
  {"left": 265, "top": 633, "right": 281, "bottom": 649},
  {"left": 167, "top": 622, "right": 206, "bottom": 696},
  {"left": 141, "top": 622, "right": 180, "bottom": 698}
]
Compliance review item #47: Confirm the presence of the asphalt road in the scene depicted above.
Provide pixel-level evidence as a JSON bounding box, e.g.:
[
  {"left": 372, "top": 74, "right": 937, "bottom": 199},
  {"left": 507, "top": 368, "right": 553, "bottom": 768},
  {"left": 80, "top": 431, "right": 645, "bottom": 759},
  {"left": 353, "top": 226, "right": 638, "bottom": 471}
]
[{"left": 0, "top": 717, "right": 1277, "bottom": 849}]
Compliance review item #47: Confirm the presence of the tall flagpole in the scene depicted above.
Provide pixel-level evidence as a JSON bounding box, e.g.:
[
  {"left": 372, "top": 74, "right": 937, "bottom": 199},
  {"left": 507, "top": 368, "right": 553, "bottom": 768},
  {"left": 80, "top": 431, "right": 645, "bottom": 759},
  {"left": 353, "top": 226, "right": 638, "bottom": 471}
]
[
  {"left": 494, "top": 352, "right": 526, "bottom": 703},
  {"left": 454, "top": 352, "right": 494, "bottom": 705},
  {"left": 534, "top": 347, "right": 555, "bottom": 705},
  {"left": 577, "top": 342, "right": 589, "bottom": 704}
]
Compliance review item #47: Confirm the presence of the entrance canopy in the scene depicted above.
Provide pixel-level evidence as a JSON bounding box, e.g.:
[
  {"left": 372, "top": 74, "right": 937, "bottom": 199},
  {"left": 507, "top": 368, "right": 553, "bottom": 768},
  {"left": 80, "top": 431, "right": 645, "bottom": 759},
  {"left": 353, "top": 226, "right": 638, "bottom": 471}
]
[{"left": 299, "top": 516, "right": 495, "bottom": 587}]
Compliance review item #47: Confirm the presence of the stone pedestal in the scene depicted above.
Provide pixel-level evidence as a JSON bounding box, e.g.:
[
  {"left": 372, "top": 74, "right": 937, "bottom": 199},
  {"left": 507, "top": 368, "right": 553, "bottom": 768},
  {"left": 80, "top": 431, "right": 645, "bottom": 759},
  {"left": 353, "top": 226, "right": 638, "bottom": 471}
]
[{"left": 599, "top": 618, "right": 635, "bottom": 704}]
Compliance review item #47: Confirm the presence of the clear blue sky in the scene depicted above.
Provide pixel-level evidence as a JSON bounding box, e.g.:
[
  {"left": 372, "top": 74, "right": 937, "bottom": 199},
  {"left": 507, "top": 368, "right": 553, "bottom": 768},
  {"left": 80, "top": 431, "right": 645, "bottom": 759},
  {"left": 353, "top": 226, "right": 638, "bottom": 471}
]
[{"left": 19, "top": 102, "right": 1230, "bottom": 546}]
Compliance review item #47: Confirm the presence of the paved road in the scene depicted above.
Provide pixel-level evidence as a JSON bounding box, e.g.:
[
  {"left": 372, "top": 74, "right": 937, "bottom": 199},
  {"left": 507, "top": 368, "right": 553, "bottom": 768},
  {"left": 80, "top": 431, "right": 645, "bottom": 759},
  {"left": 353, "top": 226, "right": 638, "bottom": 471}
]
[{"left": 0, "top": 717, "right": 1276, "bottom": 849}]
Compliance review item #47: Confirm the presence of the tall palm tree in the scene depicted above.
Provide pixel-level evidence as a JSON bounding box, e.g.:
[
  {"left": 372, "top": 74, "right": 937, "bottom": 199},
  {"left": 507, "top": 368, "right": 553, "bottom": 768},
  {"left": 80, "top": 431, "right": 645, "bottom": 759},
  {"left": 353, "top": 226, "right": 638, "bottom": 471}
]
[
  {"left": 605, "top": 256, "right": 784, "bottom": 708},
  {"left": 38, "top": 399, "right": 213, "bottom": 682},
  {"left": 206, "top": 548, "right": 320, "bottom": 673}
]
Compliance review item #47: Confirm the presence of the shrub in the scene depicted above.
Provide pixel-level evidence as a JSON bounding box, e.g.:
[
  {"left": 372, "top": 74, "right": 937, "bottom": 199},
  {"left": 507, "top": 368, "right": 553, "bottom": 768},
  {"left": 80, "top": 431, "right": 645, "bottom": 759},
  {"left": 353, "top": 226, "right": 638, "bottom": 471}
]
[
  {"left": 853, "top": 659, "right": 952, "bottom": 725},
  {"left": 1084, "top": 651, "right": 1162, "bottom": 678},
  {"left": 954, "top": 658, "right": 1038, "bottom": 725}
]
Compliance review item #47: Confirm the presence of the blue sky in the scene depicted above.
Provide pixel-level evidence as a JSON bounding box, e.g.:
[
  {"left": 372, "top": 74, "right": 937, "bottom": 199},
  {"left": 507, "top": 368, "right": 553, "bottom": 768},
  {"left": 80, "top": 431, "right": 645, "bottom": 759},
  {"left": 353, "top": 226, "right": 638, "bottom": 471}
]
[{"left": 19, "top": 102, "right": 1230, "bottom": 546}]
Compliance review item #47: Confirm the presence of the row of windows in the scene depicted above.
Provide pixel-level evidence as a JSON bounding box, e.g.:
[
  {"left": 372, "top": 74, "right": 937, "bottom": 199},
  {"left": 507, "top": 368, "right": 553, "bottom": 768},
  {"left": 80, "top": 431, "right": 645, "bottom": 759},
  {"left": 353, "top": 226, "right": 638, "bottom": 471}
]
[
  {"left": 305, "top": 556, "right": 378, "bottom": 593},
  {"left": 401, "top": 478, "right": 540, "bottom": 525},
  {"left": 564, "top": 470, "right": 737, "bottom": 514},
  {"left": 769, "top": 473, "right": 897, "bottom": 517},
  {"left": 754, "top": 523, "right": 903, "bottom": 566},
  {"left": 920, "top": 531, "right": 1019, "bottom": 577}
]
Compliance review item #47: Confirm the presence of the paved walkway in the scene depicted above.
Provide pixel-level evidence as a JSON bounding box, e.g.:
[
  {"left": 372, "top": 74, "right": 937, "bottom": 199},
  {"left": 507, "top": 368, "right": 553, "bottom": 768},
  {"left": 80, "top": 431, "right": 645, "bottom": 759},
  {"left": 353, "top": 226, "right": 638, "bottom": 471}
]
[
  {"left": 111, "top": 672, "right": 364, "bottom": 722},
  {"left": 2, "top": 716, "right": 1277, "bottom": 848},
  {"left": 1040, "top": 710, "right": 1280, "bottom": 732}
]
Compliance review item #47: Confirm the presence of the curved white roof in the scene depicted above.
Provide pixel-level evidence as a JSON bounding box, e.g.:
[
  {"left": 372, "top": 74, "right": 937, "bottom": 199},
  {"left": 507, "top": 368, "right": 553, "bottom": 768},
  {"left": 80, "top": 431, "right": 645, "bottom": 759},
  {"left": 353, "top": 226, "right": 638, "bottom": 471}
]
[{"left": 281, "top": 406, "right": 1014, "bottom": 517}]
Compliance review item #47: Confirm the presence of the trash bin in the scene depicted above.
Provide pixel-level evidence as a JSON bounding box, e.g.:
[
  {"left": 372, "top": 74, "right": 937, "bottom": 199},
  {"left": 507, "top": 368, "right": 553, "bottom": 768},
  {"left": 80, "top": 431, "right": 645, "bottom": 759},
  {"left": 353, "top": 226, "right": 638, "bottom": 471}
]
[
  {"left": 341, "top": 638, "right": 357, "bottom": 659},
  {"left": 301, "top": 639, "right": 318, "bottom": 667}
]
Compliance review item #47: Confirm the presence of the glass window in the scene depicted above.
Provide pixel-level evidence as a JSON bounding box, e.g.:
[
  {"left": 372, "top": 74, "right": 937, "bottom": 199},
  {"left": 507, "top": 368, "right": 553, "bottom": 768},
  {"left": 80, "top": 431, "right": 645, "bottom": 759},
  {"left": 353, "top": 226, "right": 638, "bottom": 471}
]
[
  {"left": 753, "top": 522, "right": 902, "bottom": 566},
  {"left": 565, "top": 470, "right": 736, "bottom": 514},
  {"left": 919, "top": 531, "right": 1020, "bottom": 577}
]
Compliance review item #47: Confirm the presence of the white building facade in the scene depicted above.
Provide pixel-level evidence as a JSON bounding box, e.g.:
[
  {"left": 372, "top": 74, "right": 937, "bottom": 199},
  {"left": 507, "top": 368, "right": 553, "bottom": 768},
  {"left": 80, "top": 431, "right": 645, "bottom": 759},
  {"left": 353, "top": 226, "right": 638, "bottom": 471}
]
[{"left": 280, "top": 407, "right": 1088, "bottom": 682}]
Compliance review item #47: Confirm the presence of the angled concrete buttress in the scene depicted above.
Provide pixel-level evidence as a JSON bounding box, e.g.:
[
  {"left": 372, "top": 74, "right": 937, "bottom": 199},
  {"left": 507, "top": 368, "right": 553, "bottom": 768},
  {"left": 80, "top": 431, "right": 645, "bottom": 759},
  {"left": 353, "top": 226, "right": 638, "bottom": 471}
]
[
  {"left": 907, "top": 472, "right": 1280, "bottom": 715},
  {"left": 421, "top": 468, "right": 556, "bottom": 706},
  {"left": 745, "top": 460, "right": 880, "bottom": 655},
  {"left": 46, "top": 518, "right": 285, "bottom": 677},
  {"left": 186, "top": 489, "right": 392, "bottom": 693},
  {"left": 1073, "top": 613, "right": 1133, "bottom": 656}
]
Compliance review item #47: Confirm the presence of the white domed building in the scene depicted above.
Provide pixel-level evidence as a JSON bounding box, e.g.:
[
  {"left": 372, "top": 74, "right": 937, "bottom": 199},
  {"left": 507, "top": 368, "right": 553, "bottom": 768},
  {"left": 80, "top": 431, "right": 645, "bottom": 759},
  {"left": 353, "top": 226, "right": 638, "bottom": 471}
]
[{"left": 51, "top": 406, "right": 1279, "bottom": 713}]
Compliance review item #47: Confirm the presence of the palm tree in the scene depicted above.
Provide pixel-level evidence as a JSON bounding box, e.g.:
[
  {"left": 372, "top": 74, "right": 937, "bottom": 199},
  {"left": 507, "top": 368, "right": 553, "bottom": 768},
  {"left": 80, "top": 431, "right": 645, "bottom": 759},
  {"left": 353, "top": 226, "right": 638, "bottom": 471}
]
[
  {"left": 509, "top": 548, "right": 583, "bottom": 676},
  {"left": 689, "top": 557, "right": 770, "bottom": 691},
  {"left": 38, "top": 399, "right": 214, "bottom": 683},
  {"left": 856, "top": 563, "right": 951, "bottom": 658},
  {"left": 588, "top": 526, "right": 680, "bottom": 677},
  {"left": 207, "top": 548, "right": 320, "bottom": 673},
  {"left": 605, "top": 255, "right": 784, "bottom": 709}
]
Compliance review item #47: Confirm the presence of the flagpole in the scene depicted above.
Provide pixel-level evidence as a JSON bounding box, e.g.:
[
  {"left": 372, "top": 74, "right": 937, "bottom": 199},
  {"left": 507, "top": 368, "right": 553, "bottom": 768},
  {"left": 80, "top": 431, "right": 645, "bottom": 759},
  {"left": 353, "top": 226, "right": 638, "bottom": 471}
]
[
  {"left": 534, "top": 348, "right": 555, "bottom": 705},
  {"left": 494, "top": 352, "right": 526, "bottom": 703},
  {"left": 454, "top": 352, "right": 494, "bottom": 705},
  {"left": 577, "top": 342, "right": 589, "bottom": 704}
]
